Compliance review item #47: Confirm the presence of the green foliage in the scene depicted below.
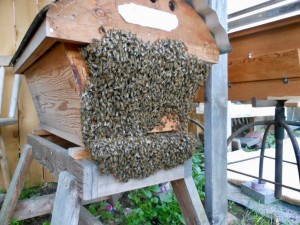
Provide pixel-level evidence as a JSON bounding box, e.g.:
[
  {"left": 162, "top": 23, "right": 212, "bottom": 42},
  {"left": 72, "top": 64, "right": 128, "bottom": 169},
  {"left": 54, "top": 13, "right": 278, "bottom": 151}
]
[
  {"left": 265, "top": 133, "right": 275, "bottom": 148},
  {"left": 87, "top": 201, "right": 116, "bottom": 223},
  {"left": 9, "top": 218, "right": 23, "bottom": 225},
  {"left": 42, "top": 222, "right": 50, "bottom": 225},
  {"left": 126, "top": 186, "right": 185, "bottom": 225},
  {"left": 192, "top": 149, "right": 206, "bottom": 200},
  {"left": 19, "top": 186, "right": 41, "bottom": 200}
]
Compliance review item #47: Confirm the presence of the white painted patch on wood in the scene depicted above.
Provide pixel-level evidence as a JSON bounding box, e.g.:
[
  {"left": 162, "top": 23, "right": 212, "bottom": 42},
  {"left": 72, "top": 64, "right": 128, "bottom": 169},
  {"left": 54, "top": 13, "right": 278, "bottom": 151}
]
[{"left": 118, "top": 3, "right": 178, "bottom": 31}]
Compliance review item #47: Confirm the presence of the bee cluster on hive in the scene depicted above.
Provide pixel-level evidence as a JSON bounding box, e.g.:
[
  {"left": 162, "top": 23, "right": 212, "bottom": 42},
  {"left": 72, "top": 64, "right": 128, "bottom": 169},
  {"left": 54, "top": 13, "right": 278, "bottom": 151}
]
[{"left": 81, "top": 29, "right": 211, "bottom": 182}]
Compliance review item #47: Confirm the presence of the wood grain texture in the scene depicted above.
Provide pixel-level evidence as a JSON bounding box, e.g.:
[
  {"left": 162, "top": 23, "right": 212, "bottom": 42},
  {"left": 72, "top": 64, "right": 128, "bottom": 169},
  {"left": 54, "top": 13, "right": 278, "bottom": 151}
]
[
  {"left": 0, "top": 68, "right": 19, "bottom": 189},
  {"left": 0, "top": 145, "right": 33, "bottom": 225},
  {"left": 68, "top": 147, "right": 91, "bottom": 160},
  {"left": 79, "top": 206, "right": 104, "bottom": 225},
  {"left": 46, "top": 0, "right": 218, "bottom": 63},
  {"left": 195, "top": 16, "right": 300, "bottom": 102},
  {"left": 228, "top": 78, "right": 300, "bottom": 101},
  {"left": 18, "top": 78, "right": 43, "bottom": 188},
  {"left": 28, "top": 135, "right": 189, "bottom": 203},
  {"left": 229, "top": 15, "right": 300, "bottom": 63},
  {"left": 51, "top": 171, "right": 80, "bottom": 225},
  {"left": 13, "top": 193, "right": 55, "bottom": 221},
  {"left": 172, "top": 176, "right": 209, "bottom": 225},
  {"left": 14, "top": 0, "right": 38, "bottom": 48},
  {"left": 25, "top": 43, "right": 83, "bottom": 146},
  {"left": 0, "top": 0, "right": 15, "bottom": 56},
  {"left": 0, "top": 135, "right": 12, "bottom": 189},
  {"left": 64, "top": 44, "right": 88, "bottom": 94},
  {"left": 229, "top": 49, "right": 300, "bottom": 83},
  {"left": 14, "top": 20, "right": 56, "bottom": 73},
  {"left": 2, "top": 193, "right": 105, "bottom": 223}
]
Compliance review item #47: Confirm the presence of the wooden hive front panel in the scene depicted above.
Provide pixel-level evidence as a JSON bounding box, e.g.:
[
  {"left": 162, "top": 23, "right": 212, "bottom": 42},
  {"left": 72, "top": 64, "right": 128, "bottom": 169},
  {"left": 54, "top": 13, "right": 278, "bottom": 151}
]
[{"left": 25, "top": 43, "right": 84, "bottom": 146}]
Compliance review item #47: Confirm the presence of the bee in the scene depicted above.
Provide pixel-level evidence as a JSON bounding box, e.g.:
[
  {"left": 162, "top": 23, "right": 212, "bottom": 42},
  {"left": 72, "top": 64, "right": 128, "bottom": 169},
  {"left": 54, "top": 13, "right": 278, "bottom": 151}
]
[{"left": 80, "top": 29, "right": 211, "bottom": 182}]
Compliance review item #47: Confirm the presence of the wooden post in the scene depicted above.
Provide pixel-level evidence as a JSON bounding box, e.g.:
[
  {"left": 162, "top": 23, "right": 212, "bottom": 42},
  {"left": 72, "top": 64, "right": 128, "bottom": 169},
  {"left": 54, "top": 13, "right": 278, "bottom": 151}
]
[
  {"left": 204, "top": 0, "right": 228, "bottom": 224},
  {"left": 0, "top": 134, "right": 12, "bottom": 189},
  {"left": 79, "top": 206, "right": 103, "bottom": 225},
  {"left": 0, "top": 144, "right": 33, "bottom": 225},
  {"left": 172, "top": 177, "right": 209, "bottom": 225},
  {"left": 51, "top": 171, "right": 81, "bottom": 225}
]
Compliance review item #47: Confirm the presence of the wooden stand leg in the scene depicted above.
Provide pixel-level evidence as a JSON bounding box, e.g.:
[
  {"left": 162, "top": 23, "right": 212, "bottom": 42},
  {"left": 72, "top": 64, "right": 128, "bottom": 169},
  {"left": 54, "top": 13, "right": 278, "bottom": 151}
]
[
  {"left": 51, "top": 171, "right": 80, "bottom": 225},
  {"left": 0, "top": 144, "right": 33, "bottom": 225},
  {"left": 172, "top": 177, "right": 209, "bottom": 225},
  {"left": 0, "top": 134, "right": 12, "bottom": 189}
]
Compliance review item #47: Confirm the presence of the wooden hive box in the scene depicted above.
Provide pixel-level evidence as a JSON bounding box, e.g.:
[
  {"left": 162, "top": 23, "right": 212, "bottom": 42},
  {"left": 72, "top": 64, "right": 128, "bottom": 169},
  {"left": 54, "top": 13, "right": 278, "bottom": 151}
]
[{"left": 12, "top": 0, "right": 219, "bottom": 146}]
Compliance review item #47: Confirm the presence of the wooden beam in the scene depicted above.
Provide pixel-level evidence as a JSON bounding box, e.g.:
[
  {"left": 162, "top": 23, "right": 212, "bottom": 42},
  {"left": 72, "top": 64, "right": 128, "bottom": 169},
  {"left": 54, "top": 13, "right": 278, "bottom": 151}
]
[
  {"left": 204, "top": 0, "right": 228, "bottom": 224},
  {"left": 45, "top": 0, "right": 219, "bottom": 63},
  {"left": 79, "top": 206, "right": 103, "bottom": 225},
  {"left": 68, "top": 147, "right": 90, "bottom": 160},
  {"left": 0, "top": 145, "right": 33, "bottom": 225},
  {"left": 228, "top": 78, "right": 300, "bottom": 101},
  {"left": 32, "top": 129, "right": 52, "bottom": 136},
  {"left": 13, "top": 20, "right": 55, "bottom": 74},
  {"left": 0, "top": 135, "right": 12, "bottom": 189},
  {"left": 51, "top": 171, "right": 80, "bottom": 225},
  {"left": 172, "top": 176, "right": 209, "bottom": 225},
  {"left": 28, "top": 134, "right": 187, "bottom": 203},
  {"left": 229, "top": 49, "right": 300, "bottom": 83},
  {"left": 0, "top": 193, "right": 108, "bottom": 223},
  {"left": 13, "top": 194, "right": 55, "bottom": 221}
]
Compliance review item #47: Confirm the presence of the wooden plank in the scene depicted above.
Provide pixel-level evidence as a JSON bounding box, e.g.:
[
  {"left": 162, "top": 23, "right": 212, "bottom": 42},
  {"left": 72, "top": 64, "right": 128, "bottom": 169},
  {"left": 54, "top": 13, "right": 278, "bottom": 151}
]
[
  {"left": 284, "top": 99, "right": 300, "bottom": 108},
  {"left": 268, "top": 96, "right": 300, "bottom": 101},
  {"left": 28, "top": 135, "right": 187, "bottom": 203},
  {"left": 13, "top": 193, "right": 55, "bottom": 221},
  {"left": 0, "top": 0, "right": 15, "bottom": 56},
  {"left": 0, "top": 192, "right": 107, "bottom": 223},
  {"left": 228, "top": 78, "right": 300, "bottom": 101},
  {"left": 51, "top": 171, "right": 80, "bottom": 225},
  {"left": 229, "top": 49, "right": 300, "bottom": 83},
  {"left": 172, "top": 177, "right": 209, "bottom": 225},
  {"left": 32, "top": 129, "right": 52, "bottom": 136},
  {"left": 25, "top": 43, "right": 82, "bottom": 146},
  {"left": 0, "top": 145, "right": 33, "bottom": 225},
  {"left": 79, "top": 206, "right": 103, "bottom": 225},
  {"left": 68, "top": 147, "right": 90, "bottom": 160},
  {"left": 45, "top": 0, "right": 219, "bottom": 63},
  {"left": 14, "top": 0, "right": 38, "bottom": 48},
  {"left": 0, "top": 135, "right": 12, "bottom": 189},
  {"left": 204, "top": 0, "right": 228, "bottom": 224},
  {"left": 13, "top": 20, "right": 56, "bottom": 74},
  {"left": 229, "top": 16, "right": 300, "bottom": 66},
  {"left": 64, "top": 44, "right": 88, "bottom": 94},
  {"left": 18, "top": 78, "right": 43, "bottom": 188}
]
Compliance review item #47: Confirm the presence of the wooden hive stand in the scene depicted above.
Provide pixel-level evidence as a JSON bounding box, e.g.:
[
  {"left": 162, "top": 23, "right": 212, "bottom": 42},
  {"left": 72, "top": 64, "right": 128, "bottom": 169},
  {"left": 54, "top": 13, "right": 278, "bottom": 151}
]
[{"left": 0, "top": 133, "right": 209, "bottom": 225}]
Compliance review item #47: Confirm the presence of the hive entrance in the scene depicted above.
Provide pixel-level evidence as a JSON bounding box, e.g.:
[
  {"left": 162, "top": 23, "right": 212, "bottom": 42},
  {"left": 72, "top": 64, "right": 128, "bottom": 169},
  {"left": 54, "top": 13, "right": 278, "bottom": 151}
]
[{"left": 81, "top": 30, "right": 211, "bottom": 182}]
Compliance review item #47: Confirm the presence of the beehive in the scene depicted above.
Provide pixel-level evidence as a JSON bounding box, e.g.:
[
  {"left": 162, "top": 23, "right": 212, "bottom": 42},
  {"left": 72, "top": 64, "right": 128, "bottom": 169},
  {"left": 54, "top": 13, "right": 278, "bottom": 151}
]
[{"left": 13, "top": 0, "right": 219, "bottom": 181}]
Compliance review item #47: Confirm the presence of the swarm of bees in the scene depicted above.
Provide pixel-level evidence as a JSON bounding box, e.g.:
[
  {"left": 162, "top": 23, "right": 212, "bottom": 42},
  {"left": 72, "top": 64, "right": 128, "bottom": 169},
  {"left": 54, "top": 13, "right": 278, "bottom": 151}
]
[{"left": 81, "top": 30, "right": 211, "bottom": 182}]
